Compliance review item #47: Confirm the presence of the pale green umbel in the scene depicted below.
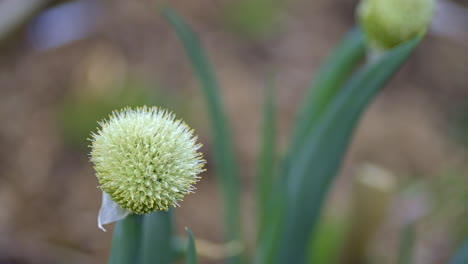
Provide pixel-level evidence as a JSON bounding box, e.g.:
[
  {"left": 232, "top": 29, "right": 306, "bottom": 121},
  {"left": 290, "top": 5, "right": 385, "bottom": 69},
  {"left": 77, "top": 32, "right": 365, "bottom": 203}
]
[
  {"left": 357, "top": 0, "right": 434, "bottom": 51},
  {"left": 90, "top": 106, "right": 205, "bottom": 230}
]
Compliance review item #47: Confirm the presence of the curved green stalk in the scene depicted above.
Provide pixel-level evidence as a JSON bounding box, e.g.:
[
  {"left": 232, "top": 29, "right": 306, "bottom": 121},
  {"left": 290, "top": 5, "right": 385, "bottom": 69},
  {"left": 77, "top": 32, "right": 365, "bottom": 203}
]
[
  {"left": 282, "top": 27, "right": 366, "bottom": 181},
  {"left": 255, "top": 27, "right": 366, "bottom": 264},
  {"left": 277, "top": 36, "right": 422, "bottom": 264}
]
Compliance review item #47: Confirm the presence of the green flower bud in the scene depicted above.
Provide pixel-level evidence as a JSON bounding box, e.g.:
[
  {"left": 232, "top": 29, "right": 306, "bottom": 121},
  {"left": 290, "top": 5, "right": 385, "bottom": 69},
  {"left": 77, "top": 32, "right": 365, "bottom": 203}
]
[
  {"left": 357, "top": 0, "right": 435, "bottom": 50},
  {"left": 90, "top": 106, "right": 205, "bottom": 215}
]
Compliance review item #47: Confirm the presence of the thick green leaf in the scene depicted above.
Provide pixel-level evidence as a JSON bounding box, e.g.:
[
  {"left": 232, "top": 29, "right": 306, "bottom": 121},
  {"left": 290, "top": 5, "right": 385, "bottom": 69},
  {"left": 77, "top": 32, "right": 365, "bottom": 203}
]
[
  {"left": 276, "top": 36, "right": 422, "bottom": 264},
  {"left": 255, "top": 28, "right": 365, "bottom": 264},
  {"left": 185, "top": 228, "right": 199, "bottom": 264},
  {"left": 140, "top": 210, "right": 174, "bottom": 264},
  {"left": 108, "top": 214, "right": 143, "bottom": 264},
  {"left": 449, "top": 241, "right": 468, "bottom": 264},
  {"left": 256, "top": 73, "right": 278, "bottom": 238},
  {"left": 161, "top": 8, "right": 242, "bottom": 264}
]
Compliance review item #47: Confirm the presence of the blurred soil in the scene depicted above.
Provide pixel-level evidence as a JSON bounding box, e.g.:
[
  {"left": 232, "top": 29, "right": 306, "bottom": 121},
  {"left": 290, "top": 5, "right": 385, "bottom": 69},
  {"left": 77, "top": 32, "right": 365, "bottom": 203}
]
[{"left": 0, "top": 0, "right": 467, "bottom": 263}]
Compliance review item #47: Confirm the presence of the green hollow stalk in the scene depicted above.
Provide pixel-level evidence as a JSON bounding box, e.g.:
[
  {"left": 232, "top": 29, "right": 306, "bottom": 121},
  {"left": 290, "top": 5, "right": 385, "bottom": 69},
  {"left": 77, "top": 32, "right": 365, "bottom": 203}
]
[
  {"left": 108, "top": 214, "right": 143, "bottom": 264},
  {"left": 139, "top": 210, "right": 174, "bottom": 264}
]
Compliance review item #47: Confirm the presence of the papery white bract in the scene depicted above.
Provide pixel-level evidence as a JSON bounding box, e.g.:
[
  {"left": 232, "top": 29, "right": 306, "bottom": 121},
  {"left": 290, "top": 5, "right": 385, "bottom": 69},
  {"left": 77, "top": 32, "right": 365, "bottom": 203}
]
[{"left": 98, "top": 192, "right": 130, "bottom": 231}]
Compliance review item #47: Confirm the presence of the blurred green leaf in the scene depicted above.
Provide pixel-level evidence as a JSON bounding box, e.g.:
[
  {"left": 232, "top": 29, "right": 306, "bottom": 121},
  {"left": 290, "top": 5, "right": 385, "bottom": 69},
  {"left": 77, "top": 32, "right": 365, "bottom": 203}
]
[
  {"left": 308, "top": 215, "right": 348, "bottom": 264},
  {"left": 185, "top": 228, "right": 198, "bottom": 264},
  {"left": 282, "top": 27, "right": 366, "bottom": 182},
  {"left": 108, "top": 214, "right": 142, "bottom": 264},
  {"left": 172, "top": 236, "right": 187, "bottom": 262},
  {"left": 256, "top": 73, "right": 278, "bottom": 239},
  {"left": 277, "top": 36, "right": 422, "bottom": 264},
  {"left": 140, "top": 210, "right": 174, "bottom": 264},
  {"left": 449, "top": 240, "right": 468, "bottom": 264},
  {"left": 224, "top": 0, "right": 284, "bottom": 38},
  {"left": 256, "top": 27, "right": 365, "bottom": 264},
  {"left": 397, "top": 223, "right": 417, "bottom": 264},
  {"left": 161, "top": 7, "right": 242, "bottom": 264}
]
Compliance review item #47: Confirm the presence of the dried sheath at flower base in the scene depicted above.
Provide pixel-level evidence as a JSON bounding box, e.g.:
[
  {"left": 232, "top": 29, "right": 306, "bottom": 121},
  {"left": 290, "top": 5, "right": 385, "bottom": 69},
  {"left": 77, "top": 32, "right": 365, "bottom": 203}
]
[{"left": 89, "top": 106, "right": 205, "bottom": 230}]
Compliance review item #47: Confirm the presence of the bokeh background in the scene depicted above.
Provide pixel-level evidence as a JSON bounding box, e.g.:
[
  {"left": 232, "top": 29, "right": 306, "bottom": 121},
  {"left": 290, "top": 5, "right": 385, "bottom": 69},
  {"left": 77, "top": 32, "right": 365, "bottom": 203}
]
[{"left": 0, "top": 0, "right": 467, "bottom": 263}]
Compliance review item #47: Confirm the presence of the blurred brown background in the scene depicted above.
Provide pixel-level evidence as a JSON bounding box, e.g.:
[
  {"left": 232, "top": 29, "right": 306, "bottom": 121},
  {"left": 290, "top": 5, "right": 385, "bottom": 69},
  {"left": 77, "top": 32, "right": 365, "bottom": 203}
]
[{"left": 0, "top": 0, "right": 467, "bottom": 263}]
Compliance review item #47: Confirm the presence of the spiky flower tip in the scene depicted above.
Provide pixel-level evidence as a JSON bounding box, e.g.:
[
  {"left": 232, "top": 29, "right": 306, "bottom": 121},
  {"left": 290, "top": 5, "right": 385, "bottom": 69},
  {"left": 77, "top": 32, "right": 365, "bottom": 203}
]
[
  {"left": 357, "top": 0, "right": 434, "bottom": 50},
  {"left": 90, "top": 106, "right": 205, "bottom": 215}
]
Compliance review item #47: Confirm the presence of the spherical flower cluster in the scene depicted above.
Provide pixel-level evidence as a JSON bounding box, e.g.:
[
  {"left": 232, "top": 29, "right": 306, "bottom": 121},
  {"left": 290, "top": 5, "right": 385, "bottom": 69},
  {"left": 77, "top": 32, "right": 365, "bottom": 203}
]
[
  {"left": 357, "top": 0, "right": 434, "bottom": 50},
  {"left": 90, "top": 106, "right": 205, "bottom": 214}
]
